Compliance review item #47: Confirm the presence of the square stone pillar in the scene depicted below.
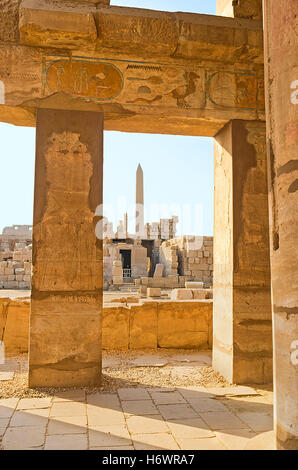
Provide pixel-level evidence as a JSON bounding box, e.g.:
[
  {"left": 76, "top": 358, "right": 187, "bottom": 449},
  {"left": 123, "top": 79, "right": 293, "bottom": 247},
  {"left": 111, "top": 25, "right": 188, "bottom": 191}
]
[
  {"left": 263, "top": 0, "right": 298, "bottom": 450},
  {"left": 29, "top": 108, "right": 103, "bottom": 388},
  {"left": 213, "top": 120, "right": 272, "bottom": 384}
]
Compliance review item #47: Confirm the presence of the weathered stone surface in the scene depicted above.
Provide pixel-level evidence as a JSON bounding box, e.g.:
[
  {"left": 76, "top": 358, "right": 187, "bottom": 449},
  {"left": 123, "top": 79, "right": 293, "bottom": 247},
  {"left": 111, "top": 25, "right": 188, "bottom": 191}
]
[
  {"left": 147, "top": 288, "right": 161, "bottom": 298},
  {"left": 171, "top": 289, "right": 193, "bottom": 300},
  {"left": 213, "top": 120, "right": 272, "bottom": 384},
  {"left": 157, "top": 301, "right": 211, "bottom": 349},
  {"left": 1, "top": 297, "right": 213, "bottom": 353},
  {"left": 0, "top": 0, "right": 21, "bottom": 43},
  {"left": 19, "top": 0, "right": 97, "bottom": 49},
  {"left": 0, "top": 298, "right": 29, "bottom": 355},
  {"left": 0, "top": 2, "right": 264, "bottom": 135},
  {"left": 130, "top": 302, "right": 157, "bottom": 349},
  {"left": 264, "top": 0, "right": 298, "bottom": 450},
  {"left": 217, "top": 0, "right": 262, "bottom": 19},
  {"left": 29, "top": 109, "right": 103, "bottom": 387},
  {"left": 102, "top": 305, "right": 129, "bottom": 350}
]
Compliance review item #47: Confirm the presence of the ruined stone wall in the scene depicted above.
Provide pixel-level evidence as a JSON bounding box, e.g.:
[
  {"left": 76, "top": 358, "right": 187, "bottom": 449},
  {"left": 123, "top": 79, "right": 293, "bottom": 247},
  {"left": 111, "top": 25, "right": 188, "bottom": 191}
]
[
  {"left": 161, "top": 237, "right": 213, "bottom": 287},
  {"left": 0, "top": 243, "right": 32, "bottom": 289},
  {"left": 0, "top": 296, "right": 212, "bottom": 354}
]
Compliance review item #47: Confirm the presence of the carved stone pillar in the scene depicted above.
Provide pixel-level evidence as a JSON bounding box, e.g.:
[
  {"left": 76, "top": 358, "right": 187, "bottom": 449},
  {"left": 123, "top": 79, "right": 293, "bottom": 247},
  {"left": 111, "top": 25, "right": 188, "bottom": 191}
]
[
  {"left": 263, "top": 0, "right": 298, "bottom": 450},
  {"left": 213, "top": 119, "right": 272, "bottom": 384},
  {"left": 29, "top": 108, "right": 103, "bottom": 387}
]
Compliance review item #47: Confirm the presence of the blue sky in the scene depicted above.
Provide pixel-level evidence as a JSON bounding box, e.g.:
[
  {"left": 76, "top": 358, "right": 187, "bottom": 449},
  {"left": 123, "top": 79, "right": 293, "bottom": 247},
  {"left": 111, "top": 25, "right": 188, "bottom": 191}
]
[{"left": 0, "top": 0, "right": 217, "bottom": 236}]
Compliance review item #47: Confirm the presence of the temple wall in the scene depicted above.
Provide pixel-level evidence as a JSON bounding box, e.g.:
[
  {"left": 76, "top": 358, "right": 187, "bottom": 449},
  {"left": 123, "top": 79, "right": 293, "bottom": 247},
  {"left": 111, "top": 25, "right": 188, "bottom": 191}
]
[{"left": 0, "top": 297, "right": 213, "bottom": 354}]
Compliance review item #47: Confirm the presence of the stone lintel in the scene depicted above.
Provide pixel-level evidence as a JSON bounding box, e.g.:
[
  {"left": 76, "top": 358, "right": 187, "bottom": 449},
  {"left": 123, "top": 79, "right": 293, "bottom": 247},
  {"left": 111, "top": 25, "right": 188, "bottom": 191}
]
[{"left": 18, "top": 1, "right": 263, "bottom": 64}]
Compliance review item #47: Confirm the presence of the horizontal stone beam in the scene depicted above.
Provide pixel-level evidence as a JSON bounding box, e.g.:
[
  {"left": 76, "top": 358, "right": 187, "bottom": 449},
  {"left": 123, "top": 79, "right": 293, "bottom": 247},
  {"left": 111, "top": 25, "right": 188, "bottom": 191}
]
[
  {"left": 18, "top": 0, "right": 264, "bottom": 64},
  {"left": 0, "top": 1, "right": 265, "bottom": 134}
]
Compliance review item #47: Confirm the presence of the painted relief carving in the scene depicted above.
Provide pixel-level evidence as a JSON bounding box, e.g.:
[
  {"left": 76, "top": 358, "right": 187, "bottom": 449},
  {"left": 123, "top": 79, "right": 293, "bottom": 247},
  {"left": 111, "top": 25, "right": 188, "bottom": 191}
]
[
  {"left": 35, "top": 132, "right": 98, "bottom": 291},
  {"left": 44, "top": 59, "right": 123, "bottom": 101},
  {"left": 42, "top": 55, "right": 264, "bottom": 112},
  {"left": 206, "top": 72, "right": 262, "bottom": 110}
]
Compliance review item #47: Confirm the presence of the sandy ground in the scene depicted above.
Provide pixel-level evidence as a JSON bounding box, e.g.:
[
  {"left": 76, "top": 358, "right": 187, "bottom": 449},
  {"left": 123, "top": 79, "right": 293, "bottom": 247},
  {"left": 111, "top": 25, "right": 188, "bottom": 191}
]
[{"left": 0, "top": 350, "right": 232, "bottom": 399}]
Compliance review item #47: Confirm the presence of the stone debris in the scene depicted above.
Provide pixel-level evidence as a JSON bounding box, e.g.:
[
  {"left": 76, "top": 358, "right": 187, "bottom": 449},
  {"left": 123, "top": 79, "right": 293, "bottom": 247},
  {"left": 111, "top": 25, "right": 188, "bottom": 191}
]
[
  {"left": 0, "top": 258, "right": 32, "bottom": 290},
  {"left": 147, "top": 287, "right": 161, "bottom": 298}
]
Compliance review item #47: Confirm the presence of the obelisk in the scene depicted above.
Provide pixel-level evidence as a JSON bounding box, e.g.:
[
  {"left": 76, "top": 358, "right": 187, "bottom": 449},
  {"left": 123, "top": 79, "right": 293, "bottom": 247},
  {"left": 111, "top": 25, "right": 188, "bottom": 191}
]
[{"left": 135, "top": 164, "right": 145, "bottom": 237}]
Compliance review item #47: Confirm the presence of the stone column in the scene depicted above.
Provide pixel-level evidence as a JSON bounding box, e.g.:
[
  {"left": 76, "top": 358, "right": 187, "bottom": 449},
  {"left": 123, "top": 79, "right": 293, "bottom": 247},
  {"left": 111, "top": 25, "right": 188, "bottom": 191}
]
[
  {"left": 213, "top": 120, "right": 272, "bottom": 384},
  {"left": 263, "top": 0, "right": 298, "bottom": 450},
  {"left": 29, "top": 108, "right": 103, "bottom": 387}
]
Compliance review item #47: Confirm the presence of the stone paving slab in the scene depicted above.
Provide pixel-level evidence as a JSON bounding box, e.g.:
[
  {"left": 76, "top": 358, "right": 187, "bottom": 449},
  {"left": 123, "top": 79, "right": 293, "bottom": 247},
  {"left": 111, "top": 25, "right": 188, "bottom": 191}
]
[
  {"left": 47, "top": 415, "right": 87, "bottom": 435},
  {"left": 87, "top": 407, "right": 126, "bottom": 427},
  {"left": 0, "top": 365, "right": 275, "bottom": 450},
  {"left": 188, "top": 398, "right": 229, "bottom": 413},
  {"left": 167, "top": 418, "right": 215, "bottom": 439},
  {"left": 0, "top": 398, "right": 19, "bottom": 418},
  {"left": 126, "top": 414, "right": 170, "bottom": 434},
  {"left": 150, "top": 391, "right": 186, "bottom": 405},
  {"left": 50, "top": 401, "right": 86, "bottom": 417},
  {"left": 206, "top": 386, "right": 259, "bottom": 397},
  {"left": 17, "top": 398, "right": 52, "bottom": 410},
  {"left": 236, "top": 412, "right": 273, "bottom": 432},
  {"left": 45, "top": 433, "right": 88, "bottom": 450},
  {"left": 176, "top": 437, "right": 226, "bottom": 450},
  {"left": 158, "top": 404, "right": 199, "bottom": 420},
  {"left": 10, "top": 408, "right": 49, "bottom": 427},
  {"left": 89, "top": 425, "right": 132, "bottom": 448},
  {"left": 90, "top": 445, "right": 135, "bottom": 450},
  {"left": 3, "top": 425, "right": 46, "bottom": 450},
  {"left": 215, "top": 428, "right": 257, "bottom": 450},
  {"left": 244, "top": 430, "right": 276, "bottom": 450},
  {"left": 122, "top": 399, "right": 159, "bottom": 416},
  {"left": 118, "top": 388, "right": 151, "bottom": 401},
  {"left": 52, "top": 390, "right": 86, "bottom": 403},
  {"left": 199, "top": 411, "right": 248, "bottom": 430},
  {"left": 87, "top": 393, "right": 121, "bottom": 410},
  {"left": 133, "top": 433, "right": 180, "bottom": 450},
  {"left": 178, "top": 386, "right": 214, "bottom": 400},
  {"left": 0, "top": 418, "right": 9, "bottom": 436}
]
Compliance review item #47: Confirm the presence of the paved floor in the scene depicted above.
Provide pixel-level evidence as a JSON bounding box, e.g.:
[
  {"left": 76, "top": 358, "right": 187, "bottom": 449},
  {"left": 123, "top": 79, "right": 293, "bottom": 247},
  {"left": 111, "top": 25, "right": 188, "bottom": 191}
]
[{"left": 0, "top": 384, "right": 275, "bottom": 450}]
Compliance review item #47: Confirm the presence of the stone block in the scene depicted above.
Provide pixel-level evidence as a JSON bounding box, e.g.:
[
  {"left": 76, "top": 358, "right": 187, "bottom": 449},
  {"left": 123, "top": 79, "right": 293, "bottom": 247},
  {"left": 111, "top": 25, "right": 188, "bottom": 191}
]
[
  {"left": 141, "top": 277, "right": 149, "bottom": 286},
  {"left": 15, "top": 268, "right": 25, "bottom": 274},
  {"left": 147, "top": 288, "right": 161, "bottom": 298},
  {"left": 113, "top": 260, "right": 122, "bottom": 267},
  {"left": 23, "top": 274, "right": 31, "bottom": 282},
  {"left": 4, "top": 268, "right": 13, "bottom": 275},
  {"left": 171, "top": 289, "right": 193, "bottom": 300},
  {"left": 6, "top": 281, "right": 18, "bottom": 288},
  {"left": 153, "top": 264, "right": 164, "bottom": 278},
  {"left": 0, "top": 299, "right": 30, "bottom": 355},
  {"left": 191, "top": 289, "right": 208, "bottom": 299},
  {"left": 139, "top": 285, "right": 147, "bottom": 296},
  {"left": 113, "top": 276, "right": 123, "bottom": 285},
  {"left": 130, "top": 302, "right": 158, "bottom": 349},
  {"left": 185, "top": 281, "right": 204, "bottom": 289},
  {"left": 158, "top": 301, "right": 211, "bottom": 349},
  {"left": 102, "top": 306, "right": 129, "bottom": 350},
  {"left": 113, "top": 267, "right": 123, "bottom": 276}
]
